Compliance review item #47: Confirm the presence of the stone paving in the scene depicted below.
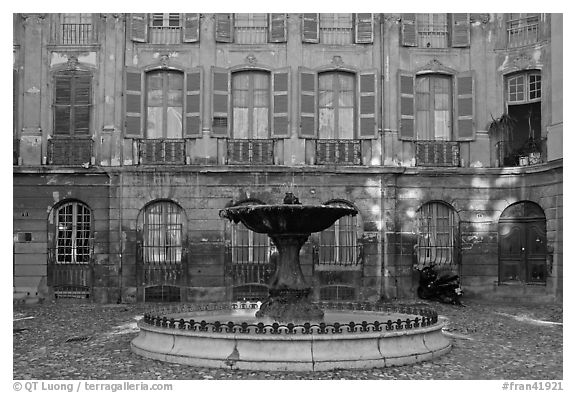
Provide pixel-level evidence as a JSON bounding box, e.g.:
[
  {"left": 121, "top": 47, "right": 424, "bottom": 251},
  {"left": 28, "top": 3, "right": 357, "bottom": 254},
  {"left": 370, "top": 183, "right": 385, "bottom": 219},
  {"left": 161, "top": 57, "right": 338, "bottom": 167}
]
[{"left": 13, "top": 299, "right": 562, "bottom": 380}]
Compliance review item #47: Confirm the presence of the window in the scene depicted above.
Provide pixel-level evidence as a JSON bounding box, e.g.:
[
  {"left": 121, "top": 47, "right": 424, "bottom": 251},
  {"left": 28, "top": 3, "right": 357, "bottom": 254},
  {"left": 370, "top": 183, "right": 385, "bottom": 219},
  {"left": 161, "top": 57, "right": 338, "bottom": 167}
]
[
  {"left": 130, "top": 13, "right": 199, "bottom": 44},
  {"left": 54, "top": 201, "right": 92, "bottom": 264},
  {"left": 318, "top": 201, "right": 359, "bottom": 266},
  {"left": 302, "top": 14, "right": 373, "bottom": 44},
  {"left": 232, "top": 71, "right": 270, "bottom": 138},
  {"left": 231, "top": 223, "right": 271, "bottom": 265},
  {"left": 416, "top": 14, "right": 448, "bottom": 48},
  {"left": 501, "top": 71, "right": 542, "bottom": 166},
  {"left": 59, "top": 13, "right": 94, "bottom": 45},
  {"left": 234, "top": 14, "right": 268, "bottom": 44},
  {"left": 142, "top": 201, "right": 184, "bottom": 266},
  {"left": 399, "top": 71, "right": 475, "bottom": 143},
  {"left": 215, "top": 14, "right": 287, "bottom": 43},
  {"left": 415, "top": 202, "right": 459, "bottom": 267},
  {"left": 54, "top": 70, "right": 91, "bottom": 136},
  {"left": 319, "top": 71, "right": 355, "bottom": 139},
  {"left": 401, "top": 13, "right": 470, "bottom": 48},
  {"left": 146, "top": 70, "right": 183, "bottom": 139},
  {"left": 507, "top": 13, "right": 540, "bottom": 48},
  {"left": 149, "top": 13, "right": 181, "bottom": 44},
  {"left": 415, "top": 74, "right": 452, "bottom": 140},
  {"left": 320, "top": 14, "right": 353, "bottom": 45}
]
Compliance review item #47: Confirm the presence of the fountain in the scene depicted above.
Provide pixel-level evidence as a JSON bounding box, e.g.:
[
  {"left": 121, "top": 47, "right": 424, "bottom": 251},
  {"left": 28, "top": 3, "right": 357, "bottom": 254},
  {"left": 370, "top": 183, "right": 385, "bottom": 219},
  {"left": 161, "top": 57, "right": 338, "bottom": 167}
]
[{"left": 131, "top": 194, "right": 451, "bottom": 371}]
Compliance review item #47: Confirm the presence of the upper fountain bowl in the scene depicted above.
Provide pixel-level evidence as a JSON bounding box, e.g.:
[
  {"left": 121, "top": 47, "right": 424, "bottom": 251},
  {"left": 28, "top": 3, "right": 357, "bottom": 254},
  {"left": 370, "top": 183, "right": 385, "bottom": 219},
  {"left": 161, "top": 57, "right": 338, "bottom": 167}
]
[{"left": 219, "top": 203, "right": 358, "bottom": 235}]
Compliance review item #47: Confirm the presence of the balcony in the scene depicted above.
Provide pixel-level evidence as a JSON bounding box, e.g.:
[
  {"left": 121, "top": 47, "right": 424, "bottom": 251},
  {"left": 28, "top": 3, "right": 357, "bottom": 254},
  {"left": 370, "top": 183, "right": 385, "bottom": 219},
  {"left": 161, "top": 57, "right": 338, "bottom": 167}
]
[
  {"left": 415, "top": 141, "right": 460, "bottom": 167},
  {"left": 507, "top": 16, "right": 539, "bottom": 48},
  {"left": 227, "top": 139, "right": 274, "bottom": 165},
  {"left": 59, "top": 23, "right": 96, "bottom": 45},
  {"left": 138, "top": 139, "right": 186, "bottom": 165},
  {"left": 496, "top": 138, "right": 544, "bottom": 167},
  {"left": 48, "top": 137, "right": 93, "bottom": 166},
  {"left": 316, "top": 140, "right": 362, "bottom": 165}
]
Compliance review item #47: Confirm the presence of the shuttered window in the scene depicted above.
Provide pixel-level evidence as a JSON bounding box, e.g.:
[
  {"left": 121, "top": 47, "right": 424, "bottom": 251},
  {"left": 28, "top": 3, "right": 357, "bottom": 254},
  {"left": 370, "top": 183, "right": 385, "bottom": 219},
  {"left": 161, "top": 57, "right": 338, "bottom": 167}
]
[
  {"left": 320, "top": 14, "right": 353, "bottom": 45},
  {"left": 232, "top": 71, "right": 270, "bottom": 138},
  {"left": 53, "top": 70, "right": 91, "bottom": 136},
  {"left": 415, "top": 74, "right": 452, "bottom": 140},
  {"left": 146, "top": 70, "right": 184, "bottom": 139},
  {"left": 319, "top": 71, "right": 355, "bottom": 139},
  {"left": 234, "top": 13, "right": 268, "bottom": 44},
  {"left": 304, "top": 14, "right": 373, "bottom": 44},
  {"left": 402, "top": 13, "right": 469, "bottom": 48},
  {"left": 130, "top": 13, "right": 199, "bottom": 43}
]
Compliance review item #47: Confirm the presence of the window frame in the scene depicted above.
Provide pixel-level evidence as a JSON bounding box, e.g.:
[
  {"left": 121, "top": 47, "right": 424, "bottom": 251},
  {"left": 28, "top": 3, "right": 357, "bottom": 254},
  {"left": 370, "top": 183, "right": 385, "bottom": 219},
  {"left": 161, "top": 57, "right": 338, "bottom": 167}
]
[
  {"left": 231, "top": 70, "right": 272, "bottom": 138},
  {"left": 54, "top": 201, "right": 93, "bottom": 265},
  {"left": 415, "top": 201, "right": 459, "bottom": 267},
  {"left": 318, "top": 200, "right": 361, "bottom": 267},
  {"left": 144, "top": 69, "right": 185, "bottom": 139},
  {"left": 506, "top": 71, "right": 542, "bottom": 105},
  {"left": 414, "top": 73, "right": 453, "bottom": 141},
  {"left": 141, "top": 200, "right": 185, "bottom": 266}
]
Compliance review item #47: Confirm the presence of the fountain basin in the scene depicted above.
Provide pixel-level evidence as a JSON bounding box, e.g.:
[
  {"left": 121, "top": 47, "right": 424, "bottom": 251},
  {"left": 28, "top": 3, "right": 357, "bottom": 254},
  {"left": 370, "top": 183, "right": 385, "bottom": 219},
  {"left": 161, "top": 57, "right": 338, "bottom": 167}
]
[{"left": 131, "top": 303, "right": 451, "bottom": 371}]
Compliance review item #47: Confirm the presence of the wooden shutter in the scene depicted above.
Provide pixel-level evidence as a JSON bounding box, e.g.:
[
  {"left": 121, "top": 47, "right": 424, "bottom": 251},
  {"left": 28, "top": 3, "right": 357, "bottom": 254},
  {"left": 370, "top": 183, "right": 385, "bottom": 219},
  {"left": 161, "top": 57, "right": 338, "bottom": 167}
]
[
  {"left": 298, "top": 67, "right": 317, "bottom": 138},
  {"left": 302, "top": 14, "right": 319, "bottom": 43},
  {"left": 398, "top": 71, "right": 415, "bottom": 140},
  {"left": 451, "top": 13, "right": 470, "bottom": 47},
  {"left": 455, "top": 72, "right": 475, "bottom": 141},
  {"left": 271, "top": 68, "right": 290, "bottom": 138},
  {"left": 269, "top": 14, "right": 287, "bottom": 43},
  {"left": 401, "top": 13, "right": 417, "bottom": 47},
  {"left": 54, "top": 75, "right": 72, "bottom": 135},
  {"left": 215, "top": 13, "right": 234, "bottom": 43},
  {"left": 211, "top": 67, "right": 231, "bottom": 137},
  {"left": 184, "top": 67, "right": 202, "bottom": 137},
  {"left": 183, "top": 13, "right": 200, "bottom": 43},
  {"left": 73, "top": 74, "right": 91, "bottom": 135},
  {"left": 124, "top": 69, "right": 143, "bottom": 138},
  {"left": 357, "top": 70, "right": 378, "bottom": 139},
  {"left": 130, "top": 13, "right": 148, "bottom": 43},
  {"left": 354, "top": 13, "right": 373, "bottom": 44}
]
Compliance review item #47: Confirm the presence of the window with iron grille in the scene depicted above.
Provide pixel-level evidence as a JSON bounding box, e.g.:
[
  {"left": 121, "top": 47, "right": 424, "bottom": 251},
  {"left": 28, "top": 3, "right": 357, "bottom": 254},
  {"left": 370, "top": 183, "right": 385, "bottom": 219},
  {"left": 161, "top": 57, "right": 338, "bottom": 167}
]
[
  {"left": 234, "top": 13, "right": 268, "bottom": 44},
  {"left": 320, "top": 14, "right": 353, "bottom": 45},
  {"left": 54, "top": 202, "right": 92, "bottom": 264},
  {"left": 142, "top": 201, "right": 184, "bottom": 267},
  {"left": 318, "top": 201, "right": 360, "bottom": 266},
  {"left": 507, "top": 14, "right": 540, "bottom": 48},
  {"left": 415, "top": 202, "right": 459, "bottom": 268},
  {"left": 319, "top": 285, "right": 356, "bottom": 301},
  {"left": 230, "top": 223, "right": 274, "bottom": 288},
  {"left": 149, "top": 13, "right": 182, "bottom": 44},
  {"left": 59, "top": 13, "right": 95, "bottom": 45},
  {"left": 416, "top": 14, "right": 448, "bottom": 48}
]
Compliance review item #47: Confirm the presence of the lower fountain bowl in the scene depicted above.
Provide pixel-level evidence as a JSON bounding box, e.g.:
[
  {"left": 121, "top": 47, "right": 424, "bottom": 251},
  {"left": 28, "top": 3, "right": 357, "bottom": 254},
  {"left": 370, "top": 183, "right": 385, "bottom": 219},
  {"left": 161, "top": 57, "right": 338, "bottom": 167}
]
[{"left": 131, "top": 302, "right": 451, "bottom": 372}]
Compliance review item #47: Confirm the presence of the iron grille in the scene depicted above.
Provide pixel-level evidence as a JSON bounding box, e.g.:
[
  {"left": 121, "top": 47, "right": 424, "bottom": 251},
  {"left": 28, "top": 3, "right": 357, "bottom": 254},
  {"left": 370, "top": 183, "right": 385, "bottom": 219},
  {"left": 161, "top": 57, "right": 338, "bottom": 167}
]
[
  {"left": 507, "top": 16, "right": 539, "bottom": 48},
  {"left": 144, "top": 285, "right": 181, "bottom": 302},
  {"left": 232, "top": 284, "right": 269, "bottom": 302},
  {"left": 415, "top": 141, "right": 460, "bottom": 167},
  {"left": 48, "top": 138, "right": 93, "bottom": 166},
  {"left": 149, "top": 27, "right": 182, "bottom": 44},
  {"left": 414, "top": 202, "right": 460, "bottom": 268},
  {"left": 227, "top": 139, "right": 274, "bottom": 165},
  {"left": 138, "top": 139, "right": 186, "bottom": 165},
  {"left": 48, "top": 249, "right": 92, "bottom": 299},
  {"left": 316, "top": 140, "right": 362, "bottom": 165},
  {"left": 60, "top": 23, "right": 96, "bottom": 45},
  {"left": 319, "top": 285, "right": 356, "bottom": 301}
]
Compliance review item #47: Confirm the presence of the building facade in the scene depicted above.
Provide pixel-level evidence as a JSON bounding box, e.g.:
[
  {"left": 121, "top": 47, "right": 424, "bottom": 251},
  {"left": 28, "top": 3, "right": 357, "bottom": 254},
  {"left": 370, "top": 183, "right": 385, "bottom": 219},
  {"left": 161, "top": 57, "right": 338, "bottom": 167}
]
[{"left": 13, "top": 13, "right": 563, "bottom": 304}]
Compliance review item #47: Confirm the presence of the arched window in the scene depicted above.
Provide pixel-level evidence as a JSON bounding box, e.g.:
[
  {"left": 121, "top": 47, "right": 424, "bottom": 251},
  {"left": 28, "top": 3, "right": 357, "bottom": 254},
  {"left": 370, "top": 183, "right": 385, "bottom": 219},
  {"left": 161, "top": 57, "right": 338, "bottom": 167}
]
[
  {"left": 415, "top": 201, "right": 459, "bottom": 267},
  {"left": 318, "top": 200, "right": 360, "bottom": 266},
  {"left": 499, "top": 201, "right": 547, "bottom": 283},
  {"left": 145, "top": 70, "right": 184, "bottom": 139},
  {"left": 49, "top": 200, "right": 92, "bottom": 298}
]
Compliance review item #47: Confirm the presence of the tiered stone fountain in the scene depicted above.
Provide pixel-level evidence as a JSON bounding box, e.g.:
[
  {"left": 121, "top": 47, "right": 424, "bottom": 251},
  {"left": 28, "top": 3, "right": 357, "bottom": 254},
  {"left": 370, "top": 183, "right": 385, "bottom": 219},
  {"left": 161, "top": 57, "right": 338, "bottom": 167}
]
[{"left": 131, "top": 193, "right": 451, "bottom": 371}]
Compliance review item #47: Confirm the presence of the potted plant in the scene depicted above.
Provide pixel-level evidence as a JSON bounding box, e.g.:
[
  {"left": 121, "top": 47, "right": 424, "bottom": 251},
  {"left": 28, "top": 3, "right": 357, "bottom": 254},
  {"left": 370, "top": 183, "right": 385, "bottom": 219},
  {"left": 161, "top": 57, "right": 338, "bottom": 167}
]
[{"left": 488, "top": 113, "right": 516, "bottom": 166}]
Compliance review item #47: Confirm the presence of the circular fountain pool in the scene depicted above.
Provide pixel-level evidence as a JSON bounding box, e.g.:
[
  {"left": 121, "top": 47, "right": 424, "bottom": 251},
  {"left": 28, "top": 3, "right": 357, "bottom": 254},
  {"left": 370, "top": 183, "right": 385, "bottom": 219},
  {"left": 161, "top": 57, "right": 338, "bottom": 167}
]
[{"left": 131, "top": 302, "right": 451, "bottom": 371}]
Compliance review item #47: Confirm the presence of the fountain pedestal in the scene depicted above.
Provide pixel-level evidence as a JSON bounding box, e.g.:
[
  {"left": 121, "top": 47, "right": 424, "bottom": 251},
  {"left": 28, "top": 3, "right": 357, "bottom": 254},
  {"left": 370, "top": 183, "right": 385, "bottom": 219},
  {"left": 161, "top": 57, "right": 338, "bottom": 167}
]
[{"left": 256, "top": 234, "right": 323, "bottom": 322}]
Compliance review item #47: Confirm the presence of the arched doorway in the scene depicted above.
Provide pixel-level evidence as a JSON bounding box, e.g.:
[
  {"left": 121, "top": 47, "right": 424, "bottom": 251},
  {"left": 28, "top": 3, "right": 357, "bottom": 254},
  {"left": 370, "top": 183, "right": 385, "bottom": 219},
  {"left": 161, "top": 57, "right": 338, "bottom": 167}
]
[
  {"left": 499, "top": 201, "right": 547, "bottom": 283},
  {"left": 48, "top": 200, "right": 93, "bottom": 298}
]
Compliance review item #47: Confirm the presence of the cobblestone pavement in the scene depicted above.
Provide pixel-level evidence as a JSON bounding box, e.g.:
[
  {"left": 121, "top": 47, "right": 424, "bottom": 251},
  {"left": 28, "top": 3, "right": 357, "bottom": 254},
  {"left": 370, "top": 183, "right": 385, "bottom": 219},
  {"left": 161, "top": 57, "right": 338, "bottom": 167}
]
[{"left": 13, "top": 299, "right": 562, "bottom": 380}]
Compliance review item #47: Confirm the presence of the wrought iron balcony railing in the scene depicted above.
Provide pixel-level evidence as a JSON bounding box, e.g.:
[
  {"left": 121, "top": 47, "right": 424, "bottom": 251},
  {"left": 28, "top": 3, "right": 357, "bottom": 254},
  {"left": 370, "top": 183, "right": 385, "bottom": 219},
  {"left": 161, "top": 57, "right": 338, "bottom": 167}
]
[
  {"left": 316, "top": 244, "right": 363, "bottom": 267},
  {"left": 496, "top": 138, "right": 544, "bottom": 167},
  {"left": 138, "top": 139, "right": 186, "bottom": 165},
  {"left": 316, "top": 139, "right": 362, "bottom": 165},
  {"left": 148, "top": 26, "right": 182, "bottom": 44},
  {"left": 227, "top": 139, "right": 274, "bottom": 165},
  {"left": 415, "top": 141, "right": 460, "bottom": 167},
  {"left": 60, "top": 23, "right": 96, "bottom": 45},
  {"left": 48, "top": 137, "right": 93, "bottom": 166}
]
